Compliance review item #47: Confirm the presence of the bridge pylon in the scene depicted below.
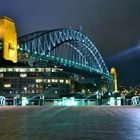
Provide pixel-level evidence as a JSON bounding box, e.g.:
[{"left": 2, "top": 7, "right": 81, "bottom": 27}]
[
  {"left": 110, "top": 67, "right": 118, "bottom": 92},
  {"left": 0, "top": 16, "right": 18, "bottom": 63}
]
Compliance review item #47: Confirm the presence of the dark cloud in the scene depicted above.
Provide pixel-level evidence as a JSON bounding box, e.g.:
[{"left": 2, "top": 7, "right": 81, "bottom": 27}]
[{"left": 0, "top": 0, "right": 140, "bottom": 85}]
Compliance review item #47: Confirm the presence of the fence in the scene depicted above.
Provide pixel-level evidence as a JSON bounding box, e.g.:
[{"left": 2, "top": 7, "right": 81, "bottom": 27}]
[
  {"left": 3, "top": 97, "right": 134, "bottom": 106},
  {"left": 0, "top": 96, "right": 6, "bottom": 106},
  {"left": 131, "top": 96, "right": 140, "bottom": 105}
]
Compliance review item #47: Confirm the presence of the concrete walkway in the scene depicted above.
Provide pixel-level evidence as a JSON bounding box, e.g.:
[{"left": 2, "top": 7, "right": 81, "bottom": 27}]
[{"left": 0, "top": 106, "right": 140, "bottom": 140}]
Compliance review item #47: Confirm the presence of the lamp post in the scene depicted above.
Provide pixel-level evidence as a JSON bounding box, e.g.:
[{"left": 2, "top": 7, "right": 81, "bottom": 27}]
[{"left": 24, "top": 87, "right": 27, "bottom": 94}]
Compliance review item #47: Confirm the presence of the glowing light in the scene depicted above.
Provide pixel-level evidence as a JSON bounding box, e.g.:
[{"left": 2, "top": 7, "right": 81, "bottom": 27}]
[
  {"left": 20, "top": 73, "right": 27, "bottom": 78},
  {"left": 66, "top": 80, "right": 69, "bottom": 84},
  {"left": 62, "top": 97, "right": 77, "bottom": 106},
  {"left": 110, "top": 97, "right": 115, "bottom": 106},
  {"left": 116, "top": 97, "right": 121, "bottom": 106},
  {"left": 22, "top": 97, "right": 28, "bottom": 106},
  {"left": 54, "top": 97, "right": 78, "bottom": 106},
  {"left": 36, "top": 79, "right": 43, "bottom": 83},
  {"left": 59, "top": 79, "right": 64, "bottom": 83},
  {"left": 20, "top": 48, "right": 23, "bottom": 51},
  {"left": 0, "top": 73, "right": 3, "bottom": 77},
  {"left": 54, "top": 79, "right": 58, "bottom": 83},
  {"left": 4, "top": 84, "right": 11, "bottom": 88}
]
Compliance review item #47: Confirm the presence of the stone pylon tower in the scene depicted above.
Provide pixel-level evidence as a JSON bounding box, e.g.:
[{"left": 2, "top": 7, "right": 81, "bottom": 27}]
[
  {"left": 0, "top": 16, "right": 17, "bottom": 63},
  {"left": 110, "top": 67, "right": 118, "bottom": 92}
]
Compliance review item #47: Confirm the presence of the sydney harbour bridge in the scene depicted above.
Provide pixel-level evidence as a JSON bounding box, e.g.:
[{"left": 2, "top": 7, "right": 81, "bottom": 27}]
[{"left": 18, "top": 28, "right": 112, "bottom": 79}]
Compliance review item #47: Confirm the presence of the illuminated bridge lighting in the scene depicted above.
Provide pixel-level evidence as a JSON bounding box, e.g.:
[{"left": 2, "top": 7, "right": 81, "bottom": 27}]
[{"left": 18, "top": 29, "right": 112, "bottom": 79}]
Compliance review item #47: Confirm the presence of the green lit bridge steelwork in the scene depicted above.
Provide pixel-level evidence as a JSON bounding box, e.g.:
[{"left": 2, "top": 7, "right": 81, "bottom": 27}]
[{"left": 18, "top": 29, "right": 112, "bottom": 79}]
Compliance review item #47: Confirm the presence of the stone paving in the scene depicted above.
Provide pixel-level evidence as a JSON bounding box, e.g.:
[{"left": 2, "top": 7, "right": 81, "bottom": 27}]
[{"left": 0, "top": 106, "right": 140, "bottom": 140}]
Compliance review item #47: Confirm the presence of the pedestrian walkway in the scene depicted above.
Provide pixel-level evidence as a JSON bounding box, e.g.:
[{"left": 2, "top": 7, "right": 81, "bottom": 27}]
[{"left": 0, "top": 106, "right": 140, "bottom": 140}]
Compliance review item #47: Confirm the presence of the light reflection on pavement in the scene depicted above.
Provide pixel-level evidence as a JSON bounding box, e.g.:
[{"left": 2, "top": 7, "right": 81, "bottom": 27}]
[{"left": 0, "top": 106, "right": 140, "bottom": 140}]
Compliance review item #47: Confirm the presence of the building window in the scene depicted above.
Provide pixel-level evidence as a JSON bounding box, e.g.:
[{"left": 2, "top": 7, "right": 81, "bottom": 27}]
[
  {"left": 59, "top": 79, "right": 64, "bottom": 83},
  {"left": 66, "top": 80, "right": 69, "bottom": 84},
  {"left": 36, "top": 79, "right": 43, "bottom": 83},
  {"left": 54, "top": 79, "right": 58, "bottom": 83},
  {"left": 7, "top": 68, "right": 13, "bottom": 72},
  {"left": 45, "top": 68, "right": 51, "bottom": 72},
  {"left": 30, "top": 68, "right": 35, "bottom": 72},
  {"left": 15, "top": 68, "right": 19, "bottom": 72},
  {"left": 52, "top": 68, "right": 56, "bottom": 72},
  {"left": 47, "top": 79, "right": 51, "bottom": 83},
  {"left": 0, "top": 68, "right": 4, "bottom": 72},
  {"left": 4, "top": 84, "right": 11, "bottom": 88},
  {"left": 19, "top": 68, "right": 26, "bottom": 72},
  {"left": 0, "top": 73, "right": 3, "bottom": 77},
  {"left": 20, "top": 73, "right": 27, "bottom": 78},
  {"left": 52, "top": 79, "right": 58, "bottom": 83}
]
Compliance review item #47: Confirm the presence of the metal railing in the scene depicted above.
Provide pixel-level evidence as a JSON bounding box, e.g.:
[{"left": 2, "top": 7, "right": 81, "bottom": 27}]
[
  {"left": 131, "top": 96, "right": 140, "bottom": 106},
  {"left": 3, "top": 97, "right": 134, "bottom": 106}
]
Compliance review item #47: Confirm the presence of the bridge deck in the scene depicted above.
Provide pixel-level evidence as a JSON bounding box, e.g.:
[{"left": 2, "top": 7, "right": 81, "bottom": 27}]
[{"left": 0, "top": 106, "right": 140, "bottom": 140}]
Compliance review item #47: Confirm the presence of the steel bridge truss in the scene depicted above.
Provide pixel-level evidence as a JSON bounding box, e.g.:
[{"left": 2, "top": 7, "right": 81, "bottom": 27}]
[{"left": 18, "top": 29, "right": 110, "bottom": 77}]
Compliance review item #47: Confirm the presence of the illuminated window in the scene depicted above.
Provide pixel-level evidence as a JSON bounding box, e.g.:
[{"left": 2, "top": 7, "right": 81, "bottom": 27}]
[
  {"left": 15, "top": 68, "right": 19, "bottom": 72},
  {"left": 32, "top": 90, "right": 35, "bottom": 93},
  {"left": 54, "top": 79, "right": 58, "bottom": 83},
  {"left": 46, "top": 68, "right": 51, "bottom": 72},
  {"left": 4, "top": 84, "right": 11, "bottom": 88},
  {"left": 47, "top": 79, "right": 51, "bottom": 83},
  {"left": 36, "top": 79, "right": 43, "bottom": 83},
  {"left": 59, "top": 79, "right": 64, "bottom": 83},
  {"left": 0, "top": 73, "right": 3, "bottom": 77},
  {"left": 20, "top": 68, "right": 26, "bottom": 72},
  {"left": 66, "top": 80, "right": 69, "bottom": 84},
  {"left": 8, "top": 68, "right": 13, "bottom": 72},
  {"left": 51, "top": 79, "right": 58, "bottom": 83},
  {"left": 0, "top": 68, "right": 4, "bottom": 72},
  {"left": 20, "top": 74, "right": 27, "bottom": 78},
  {"left": 52, "top": 68, "right": 56, "bottom": 72},
  {"left": 30, "top": 68, "right": 35, "bottom": 72},
  {"left": 37, "top": 68, "right": 43, "bottom": 72}
]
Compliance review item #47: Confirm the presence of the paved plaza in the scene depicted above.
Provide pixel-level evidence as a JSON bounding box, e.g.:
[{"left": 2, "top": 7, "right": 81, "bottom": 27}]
[{"left": 0, "top": 106, "right": 140, "bottom": 140}]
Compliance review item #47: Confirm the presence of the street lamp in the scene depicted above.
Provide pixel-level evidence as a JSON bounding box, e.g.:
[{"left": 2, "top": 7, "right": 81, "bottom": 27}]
[{"left": 24, "top": 87, "right": 27, "bottom": 94}]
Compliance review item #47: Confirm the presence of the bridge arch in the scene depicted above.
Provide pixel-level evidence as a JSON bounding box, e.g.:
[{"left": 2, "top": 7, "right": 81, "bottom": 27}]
[{"left": 18, "top": 29, "right": 109, "bottom": 77}]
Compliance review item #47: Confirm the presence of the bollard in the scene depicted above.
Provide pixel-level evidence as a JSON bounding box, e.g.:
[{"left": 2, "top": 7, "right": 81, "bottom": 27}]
[
  {"left": 110, "top": 97, "right": 115, "bottom": 106},
  {"left": 117, "top": 97, "right": 121, "bottom": 106}
]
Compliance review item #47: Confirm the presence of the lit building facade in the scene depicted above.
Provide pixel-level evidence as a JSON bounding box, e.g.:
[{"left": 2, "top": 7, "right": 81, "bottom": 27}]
[{"left": 0, "top": 67, "right": 74, "bottom": 98}]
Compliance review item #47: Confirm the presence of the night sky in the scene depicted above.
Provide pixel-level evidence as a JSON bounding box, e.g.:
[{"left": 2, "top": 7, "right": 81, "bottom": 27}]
[{"left": 0, "top": 0, "right": 140, "bottom": 86}]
